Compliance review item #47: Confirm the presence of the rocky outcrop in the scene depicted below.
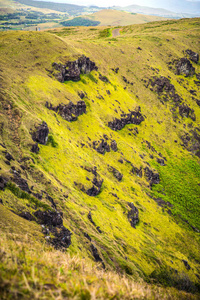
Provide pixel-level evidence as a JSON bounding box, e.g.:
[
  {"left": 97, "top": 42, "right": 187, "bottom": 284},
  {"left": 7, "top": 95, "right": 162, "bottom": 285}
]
[
  {"left": 127, "top": 202, "right": 139, "bottom": 228},
  {"left": 144, "top": 167, "right": 160, "bottom": 187},
  {"left": 0, "top": 175, "right": 8, "bottom": 190},
  {"left": 132, "top": 166, "right": 143, "bottom": 177},
  {"left": 108, "top": 166, "right": 123, "bottom": 181},
  {"left": 5, "top": 152, "right": 14, "bottom": 161},
  {"left": 91, "top": 244, "right": 105, "bottom": 268},
  {"left": 108, "top": 107, "right": 144, "bottom": 131},
  {"left": 93, "top": 138, "right": 117, "bottom": 154},
  {"left": 31, "top": 143, "right": 40, "bottom": 154},
  {"left": 180, "top": 128, "right": 200, "bottom": 158},
  {"left": 76, "top": 166, "right": 103, "bottom": 197},
  {"left": 45, "top": 101, "right": 86, "bottom": 122},
  {"left": 179, "top": 104, "right": 196, "bottom": 121},
  {"left": 53, "top": 55, "right": 98, "bottom": 82},
  {"left": 149, "top": 76, "right": 181, "bottom": 103},
  {"left": 12, "top": 173, "right": 30, "bottom": 193},
  {"left": 86, "top": 177, "right": 103, "bottom": 197},
  {"left": 176, "top": 58, "right": 195, "bottom": 77},
  {"left": 88, "top": 211, "right": 102, "bottom": 233},
  {"left": 34, "top": 210, "right": 72, "bottom": 249},
  {"left": 185, "top": 49, "right": 199, "bottom": 64},
  {"left": 32, "top": 121, "right": 49, "bottom": 145}
]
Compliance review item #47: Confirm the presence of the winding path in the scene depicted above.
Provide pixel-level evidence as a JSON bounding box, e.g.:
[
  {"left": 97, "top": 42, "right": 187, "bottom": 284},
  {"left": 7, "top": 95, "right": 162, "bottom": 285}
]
[{"left": 112, "top": 28, "right": 120, "bottom": 37}]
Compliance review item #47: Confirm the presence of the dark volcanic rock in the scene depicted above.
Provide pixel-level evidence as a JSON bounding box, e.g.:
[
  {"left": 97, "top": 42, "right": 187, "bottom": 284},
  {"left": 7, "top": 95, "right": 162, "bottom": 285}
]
[
  {"left": 108, "top": 166, "right": 123, "bottom": 181},
  {"left": 132, "top": 166, "right": 142, "bottom": 177},
  {"left": 99, "top": 74, "right": 109, "bottom": 83},
  {"left": 34, "top": 209, "right": 72, "bottom": 249},
  {"left": 88, "top": 211, "right": 102, "bottom": 233},
  {"left": 186, "top": 49, "right": 199, "bottom": 64},
  {"left": 19, "top": 211, "right": 35, "bottom": 221},
  {"left": 45, "top": 101, "right": 86, "bottom": 122},
  {"left": 86, "top": 178, "right": 103, "bottom": 196},
  {"left": 127, "top": 202, "right": 139, "bottom": 228},
  {"left": 179, "top": 104, "right": 196, "bottom": 121},
  {"left": 32, "top": 121, "right": 49, "bottom": 145},
  {"left": 176, "top": 58, "right": 195, "bottom": 77},
  {"left": 51, "top": 226, "right": 72, "bottom": 250},
  {"left": 91, "top": 244, "right": 105, "bottom": 268},
  {"left": 110, "top": 140, "right": 117, "bottom": 151},
  {"left": 12, "top": 174, "right": 30, "bottom": 193},
  {"left": 150, "top": 76, "right": 181, "bottom": 103},
  {"left": 182, "top": 260, "right": 191, "bottom": 270},
  {"left": 5, "top": 152, "right": 14, "bottom": 161},
  {"left": 108, "top": 107, "right": 144, "bottom": 131},
  {"left": 93, "top": 139, "right": 110, "bottom": 154},
  {"left": 93, "top": 138, "right": 118, "bottom": 154},
  {"left": 31, "top": 143, "right": 40, "bottom": 154},
  {"left": 34, "top": 210, "right": 63, "bottom": 227},
  {"left": 53, "top": 55, "right": 98, "bottom": 82},
  {"left": 0, "top": 175, "right": 8, "bottom": 190},
  {"left": 88, "top": 211, "right": 96, "bottom": 226},
  {"left": 144, "top": 167, "right": 160, "bottom": 187},
  {"left": 84, "top": 232, "right": 91, "bottom": 241}
]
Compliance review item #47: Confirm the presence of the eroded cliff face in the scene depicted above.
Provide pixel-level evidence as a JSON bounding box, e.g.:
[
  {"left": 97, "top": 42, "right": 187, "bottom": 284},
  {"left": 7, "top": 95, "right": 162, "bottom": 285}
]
[
  {"left": 0, "top": 19, "right": 200, "bottom": 295},
  {"left": 52, "top": 55, "right": 98, "bottom": 82}
]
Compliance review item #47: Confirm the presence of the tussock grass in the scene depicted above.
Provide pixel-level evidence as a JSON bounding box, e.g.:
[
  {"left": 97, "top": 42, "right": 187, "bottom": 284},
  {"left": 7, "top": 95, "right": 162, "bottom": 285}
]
[{"left": 0, "top": 233, "right": 198, "bottom": 300}]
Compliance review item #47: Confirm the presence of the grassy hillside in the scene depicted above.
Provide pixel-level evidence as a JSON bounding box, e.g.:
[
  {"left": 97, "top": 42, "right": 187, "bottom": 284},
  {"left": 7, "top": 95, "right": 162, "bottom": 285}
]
[
  {"left": 72, "top": 9, "right": 169, "bottom": 26},
  {"left": 0, "top": 18, "right": 200, "bottom": 299}
]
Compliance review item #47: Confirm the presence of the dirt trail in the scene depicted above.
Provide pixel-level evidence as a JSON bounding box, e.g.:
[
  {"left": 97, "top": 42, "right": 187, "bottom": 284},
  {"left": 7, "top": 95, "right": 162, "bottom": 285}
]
[{"left": 112, "top": 28, "right": 120, "bottom": 37}]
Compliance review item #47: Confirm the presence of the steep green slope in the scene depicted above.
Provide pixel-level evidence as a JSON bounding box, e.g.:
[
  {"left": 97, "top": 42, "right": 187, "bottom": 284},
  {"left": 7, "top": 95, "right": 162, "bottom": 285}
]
[{"left": 0, "top": 18, "right": 200, "bottom": 298}]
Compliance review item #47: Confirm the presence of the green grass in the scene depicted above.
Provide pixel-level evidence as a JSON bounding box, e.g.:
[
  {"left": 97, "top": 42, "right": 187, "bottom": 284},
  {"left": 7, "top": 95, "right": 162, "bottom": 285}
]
[{"left": 0, "top": 17, "right": 200, "bottom": 298}]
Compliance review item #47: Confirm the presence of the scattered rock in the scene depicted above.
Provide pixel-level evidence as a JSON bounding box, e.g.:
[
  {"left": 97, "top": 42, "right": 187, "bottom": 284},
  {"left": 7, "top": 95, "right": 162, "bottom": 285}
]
[
  {"left": 19, "top": 211, "right": 35, "bottom": 221},
  {"left": 32, "top": 121, "right": 49, "bottom": 145},
  {"left": 111, "top": 67, "right": 119, "bottom": 73},
  {"left": 144, "top": 167, "right": 160, "bottom": 187},
  {"left": 157, "top": 158, "right": 166, "bottom": 166},
  {"left": 93, "top": 138, "right": 117, "bottom": 154},
  {"left": 31, "top": 143, "right": 40, "bottom": 154},
  {"left": 53, "top": 55, "right": 98, "bottom": 82},
  {"left": 185, "top": 49, "right": 199, "bottom": 64},
  {"left": 34, "top": 209, "right": 72, "bottom": 249},
  {"left": 34, "top": 210, "right": 63, "bottom": 227},
  {"left": 99, "top": 74, "right": 109, "bottom": 83},
  {"left": 110, "top": 140, "right": 118, "bottom": 151},
  {"left": 0, "top": 176, "right": 8, "bottom": 190},
  {"left": 132, "top": 166, "right": 142, "bottom": 177},
  {"left": 88, "top": 211, "right": 96, "bottom": 226},
  {"left": 91, "top": 244, "right": 105, "bottom": 268},
  {"left": 179, "top": 104, "right": 196, "bottom": 121},
  {"left": 108, "top": 107, "right": 144, "bottom": 131},
  {"left": 84, "top": 232, "right": 91, "bottom": 241},
  {"left": 86, "top": 177, "right": 103, "bottom": 196},
  {"left": 176, "top": 58, "right": 195, "bottom": 77},
  {"left": 93, "top": 139, "right": 110, "bottom": 154},
  {"left": 127, "top": 202, "right": 139, "bottom": 228},
  {"left": 5, "top": 152, "right": 14, "bottom": 161},
  {"left": 87, "top": 211, "right": 102, "bottom": 233},
  {"left": 108, "top": 166, "right": 123, "bottom": 181},
  {"left": 182, "top": 260, "right": 191, "bottom": 270},
  {"left": 149, "top": 76, "right": 181, "bottom": 103},
  {"left": 12, "top": 173, "right": 30, "bottom": 193},
  {"left": 45, "top": 101, "right": 86, "bottom": 122}
]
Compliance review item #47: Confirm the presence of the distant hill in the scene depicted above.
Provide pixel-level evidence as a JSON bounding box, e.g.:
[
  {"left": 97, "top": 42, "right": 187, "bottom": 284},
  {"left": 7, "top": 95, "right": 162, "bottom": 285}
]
[
  {"left": 15, "top": 0, "right": 86, "bottom": 15},
  {"left": 84, "top": 9, "right": 169, "bottom": 26},
  {"left": 112, "top": 4, "right": 200, "bottom": 18}
]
